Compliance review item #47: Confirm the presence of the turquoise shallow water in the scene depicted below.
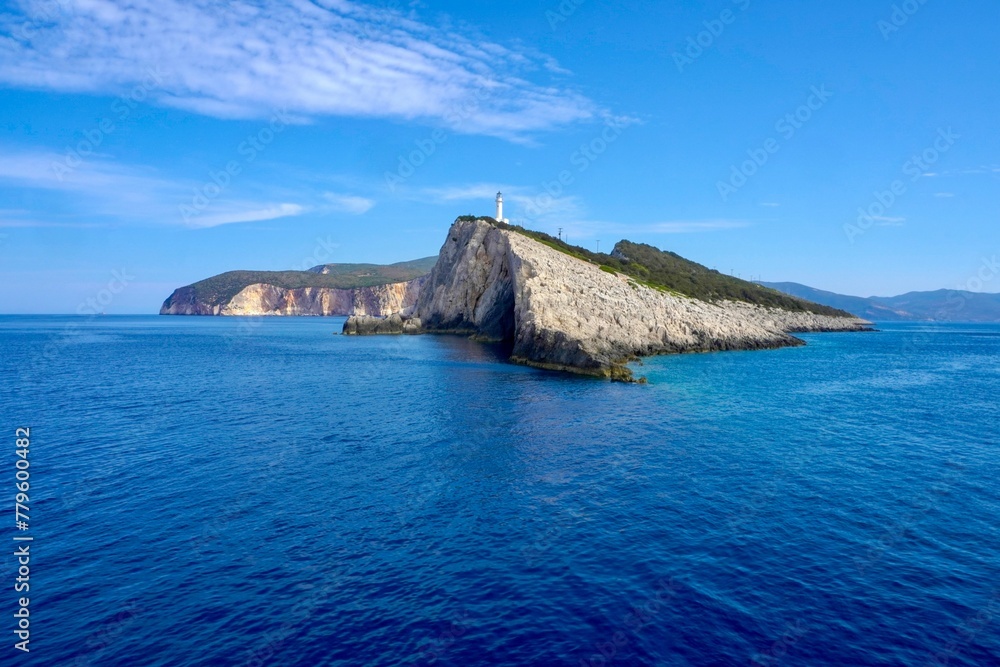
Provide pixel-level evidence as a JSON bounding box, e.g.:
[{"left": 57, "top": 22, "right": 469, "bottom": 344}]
[{"left": 1, "top": 316, "right": 998, "bottom": 666}]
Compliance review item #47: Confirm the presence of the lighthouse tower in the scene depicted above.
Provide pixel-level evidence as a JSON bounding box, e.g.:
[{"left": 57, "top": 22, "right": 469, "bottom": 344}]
[{"left": 495, "top": 192, "right": 507, "bottom": 223}]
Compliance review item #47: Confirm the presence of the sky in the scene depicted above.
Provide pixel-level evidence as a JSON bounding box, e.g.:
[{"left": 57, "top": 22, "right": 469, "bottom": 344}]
[{"left": 1, "top": 0, "right": 998, "bottom": 313}]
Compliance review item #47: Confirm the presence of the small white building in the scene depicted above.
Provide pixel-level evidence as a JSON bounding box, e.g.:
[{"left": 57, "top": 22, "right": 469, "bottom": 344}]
[{"left": 495, "top": 192, "right": 509, "bottom": 223}]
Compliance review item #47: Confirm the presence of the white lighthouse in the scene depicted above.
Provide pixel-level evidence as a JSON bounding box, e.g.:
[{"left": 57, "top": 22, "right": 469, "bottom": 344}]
[{"left": 495, "top": 191, "right": 504, "bottom": 222}]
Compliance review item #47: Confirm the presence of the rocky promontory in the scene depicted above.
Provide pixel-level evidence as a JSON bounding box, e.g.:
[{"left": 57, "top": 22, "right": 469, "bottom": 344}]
[
  {"left": 159, "top": 257, "right": 435, "bottom": 316},
  {"left": 161, "top": 278, "right": 424, "bottom": 316},
  {"left": 344, "top": 219, "right": 872, "bottom": 381}
]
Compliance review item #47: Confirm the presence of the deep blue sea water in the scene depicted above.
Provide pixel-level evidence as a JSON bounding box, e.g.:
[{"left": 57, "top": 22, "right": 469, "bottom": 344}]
[{"left": 1, "top": 316, "right": 998, "bottom": 666}]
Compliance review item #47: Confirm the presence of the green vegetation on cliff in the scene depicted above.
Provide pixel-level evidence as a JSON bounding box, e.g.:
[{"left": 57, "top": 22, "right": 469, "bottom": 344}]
[
  {"left": 472, "top": 218, "right": 852, "bottom": 317},
  {"left": 183, "top": 257, "right": 437, "bottom": 307}
]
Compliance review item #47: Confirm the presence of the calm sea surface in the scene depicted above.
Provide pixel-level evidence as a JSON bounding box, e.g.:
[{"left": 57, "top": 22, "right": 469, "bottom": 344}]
[{"left": 1, "top": 316, "right": 998, "bottom": 666}]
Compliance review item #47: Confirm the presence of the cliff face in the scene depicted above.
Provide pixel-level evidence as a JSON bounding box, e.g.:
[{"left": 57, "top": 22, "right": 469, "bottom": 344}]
[
  {"left": 346, "top": 220, "right": 872, "bottom": 380},
  {"left": 413, "top": 219, "right": 516, "bottom": 340},
  {"left": 159, "top": 286, "right": 222, "bottom": 315},
  {"left": 159, "top": 277, "right": 424, "bottom": 316}
]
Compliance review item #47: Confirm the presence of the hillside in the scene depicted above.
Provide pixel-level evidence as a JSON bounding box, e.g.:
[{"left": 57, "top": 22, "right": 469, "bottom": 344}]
[
  {"left": 178, "top": 257, "right": 437, "bottom": 308},
  {"left": 467, "top": 217, "right": 853, "bottom": 318},
  {"left": 761, "top": 282, "right": 1000, "bottom": 322}
]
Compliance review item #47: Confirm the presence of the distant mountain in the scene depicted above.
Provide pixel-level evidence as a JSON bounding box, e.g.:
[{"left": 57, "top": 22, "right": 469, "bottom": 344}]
[{"left": 760, "top": 282, "right": 1000, "bottom": 322}]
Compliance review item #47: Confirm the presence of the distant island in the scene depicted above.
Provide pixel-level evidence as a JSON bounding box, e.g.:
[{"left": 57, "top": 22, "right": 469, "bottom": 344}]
[
  {"left": 162, "top": 217, "right": 872, "bottom": 380},
  {"left": 759, "top": 282, "right": 1000, "bottom": 323}
]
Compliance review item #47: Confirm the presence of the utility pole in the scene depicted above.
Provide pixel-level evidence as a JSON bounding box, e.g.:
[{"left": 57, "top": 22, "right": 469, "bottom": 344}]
[{"left": 558, "top": 227, "right": 563, "bottom": 241}]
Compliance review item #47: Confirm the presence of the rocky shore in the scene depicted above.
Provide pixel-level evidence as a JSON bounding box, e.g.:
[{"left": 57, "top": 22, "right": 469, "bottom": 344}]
[{"left": 344, "top": 219, "right": 872, "bottom": 381}]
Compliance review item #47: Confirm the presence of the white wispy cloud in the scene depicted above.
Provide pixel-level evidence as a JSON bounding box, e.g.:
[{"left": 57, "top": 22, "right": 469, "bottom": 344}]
[
  {"left": 934, "top": 192, "right": 955, "bottom": 198},
  {"left": 323, "top": 193, "right": 375, "bottom": 214},
  {"left": 914, "top": 165, "right": 999, "bottom": 177},
  {"left": 0, "top": 0, "right": 597, "bottom": 139},
  {"left": 873, "top": 215, "right": 906, "bottom": 226},
  {"left": 185, "top": 203, "right": 305, "bottom": 228},
  {"left": 0, "top": 149, "right": 169, "bottom": 199},
  {"left": 0, "top": 148, "right": 343, "bottom": 228},
  {"left": 759, "top": 202, "right": 781, "bottom": 207}
]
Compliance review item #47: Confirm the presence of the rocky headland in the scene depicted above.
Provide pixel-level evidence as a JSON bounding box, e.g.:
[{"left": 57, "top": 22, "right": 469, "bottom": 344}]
[
  {"left": 161, "top": 277, "right": 424, "bottom": 317},
  {"left": 159, "top": 257, "right": 434, "bottom": 317},
  {"left": 343, "top": 218, "right": 872, "bottom": 381}
]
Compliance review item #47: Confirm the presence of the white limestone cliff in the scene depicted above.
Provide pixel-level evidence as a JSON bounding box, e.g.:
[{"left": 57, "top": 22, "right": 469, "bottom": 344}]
[
  {"left": 159, "top": 277, "right": 424, "bottom": 317},
  {"left": 346, "top": 219, "right": 871, "bottom": 380}
]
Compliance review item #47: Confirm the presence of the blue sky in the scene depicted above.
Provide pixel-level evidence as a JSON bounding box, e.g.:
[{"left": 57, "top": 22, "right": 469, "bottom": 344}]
[{"left": 1, "top": 0, "right": 998, "bottom": 313}]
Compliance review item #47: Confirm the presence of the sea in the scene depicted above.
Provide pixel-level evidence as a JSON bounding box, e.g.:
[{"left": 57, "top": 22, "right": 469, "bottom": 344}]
[{"left": 0, "top": 316, "right": 998, "bottom": 666}]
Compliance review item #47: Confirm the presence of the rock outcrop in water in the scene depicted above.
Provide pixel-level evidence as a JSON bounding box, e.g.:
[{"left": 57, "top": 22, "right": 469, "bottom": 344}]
[
  {"left": 342, "top": 313, "right": 423, "bottom": 335},
  {"left": 160, "top": 277, "right": 424, "bottom": 317},
  {"left": 344, "top": 219, "right": 872, "bottom": 380}
]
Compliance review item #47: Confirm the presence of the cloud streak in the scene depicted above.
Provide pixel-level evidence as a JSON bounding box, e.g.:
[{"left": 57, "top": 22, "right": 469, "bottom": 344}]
[
  {"left": 0, "top": 0, "right": 597, "bottom": 139},
  {"left": 0, "top": 148, "right": 357, "bottom": 228},
  {"left": 185, "top": 203, "right": 306, "bottom": 228},
  {"left": 323, "top": 192, "right": 375, "bottom": 214}
]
